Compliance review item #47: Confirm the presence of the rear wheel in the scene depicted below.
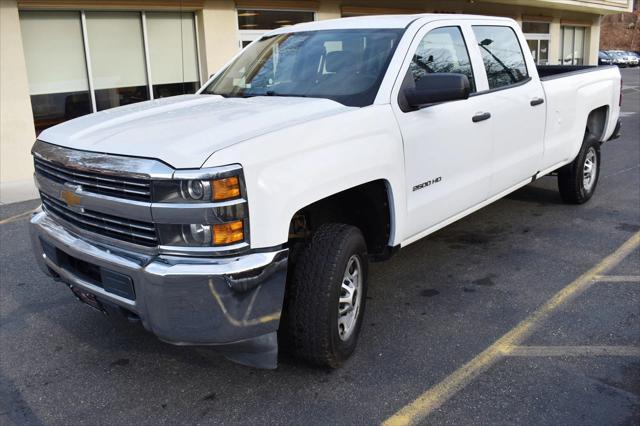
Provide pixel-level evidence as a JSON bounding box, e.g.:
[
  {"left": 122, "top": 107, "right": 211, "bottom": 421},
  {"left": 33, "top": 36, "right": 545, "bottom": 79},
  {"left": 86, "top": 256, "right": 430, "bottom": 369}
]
[
  {"left": 558, "top": 134, "right": 601, "bottom": 204},
  {"left": 282, "top": 223, "right": 368, "bottom": 368}
]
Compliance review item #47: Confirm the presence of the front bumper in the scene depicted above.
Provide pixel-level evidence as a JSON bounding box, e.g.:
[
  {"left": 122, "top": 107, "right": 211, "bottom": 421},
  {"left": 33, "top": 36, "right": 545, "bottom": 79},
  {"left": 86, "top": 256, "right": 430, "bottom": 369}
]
[{"left": 30, "top": 211, "right": 288, "bottom": 369}]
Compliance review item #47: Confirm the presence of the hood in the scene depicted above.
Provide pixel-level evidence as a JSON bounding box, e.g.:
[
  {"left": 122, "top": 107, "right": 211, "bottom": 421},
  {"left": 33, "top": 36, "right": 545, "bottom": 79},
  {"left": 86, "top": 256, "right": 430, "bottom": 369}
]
[{"left": 38, "top": 95, "right": 352, "bottom": 169}]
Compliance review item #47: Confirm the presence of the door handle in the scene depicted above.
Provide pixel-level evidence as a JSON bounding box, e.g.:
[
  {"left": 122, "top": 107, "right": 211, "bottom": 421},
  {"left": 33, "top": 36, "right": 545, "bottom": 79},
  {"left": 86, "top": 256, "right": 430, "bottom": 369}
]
[
  {"left": 530, "top": 97, "right": 544, "bottom": 106},
  {"left": 472, "top": 112, "right": 491, "bottom": 123}
]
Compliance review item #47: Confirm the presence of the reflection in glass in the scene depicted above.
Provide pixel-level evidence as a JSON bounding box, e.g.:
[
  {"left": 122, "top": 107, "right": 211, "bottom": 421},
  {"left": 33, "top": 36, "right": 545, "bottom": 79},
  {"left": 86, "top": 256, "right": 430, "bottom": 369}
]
[
  {"left": 237, "top": 9, "right": 314, "bottom": 30},
  {"left": 539, "top": 40, "right": 549, "bottom": 65},
  {"left": 472, "top": 26, "right": 528, "bottom": 89},
  {"left": 562, "top": 26, "right": 574, "bottom": 64},
  {"left": 203, "top": 29, "right": 403, "bottom": 107},
  {"left": 573, "top": 27, "right": 585, "bottom": 65},
  {"left": 410, "top": 26, "right": 476, "bottom": 92},
  {"left": 19, "top": 11, "right": 92, "bottom": 134}
]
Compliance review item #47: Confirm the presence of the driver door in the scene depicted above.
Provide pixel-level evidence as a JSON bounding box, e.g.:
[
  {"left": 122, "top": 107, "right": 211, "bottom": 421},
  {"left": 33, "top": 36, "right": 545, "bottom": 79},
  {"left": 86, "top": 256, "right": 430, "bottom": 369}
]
[{"left": 391, "top": 23, "right": 494, "bottom": 242}]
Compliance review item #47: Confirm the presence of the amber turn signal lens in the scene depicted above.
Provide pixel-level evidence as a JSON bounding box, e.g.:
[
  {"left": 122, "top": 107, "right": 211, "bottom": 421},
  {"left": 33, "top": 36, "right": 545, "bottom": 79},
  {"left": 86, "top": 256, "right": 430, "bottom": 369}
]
[
  {"left": 213, "top": 220, "right": 244, "bottom": 245},
  {"left": 212, "top": 176, "right": 240, "bottom": 201}
]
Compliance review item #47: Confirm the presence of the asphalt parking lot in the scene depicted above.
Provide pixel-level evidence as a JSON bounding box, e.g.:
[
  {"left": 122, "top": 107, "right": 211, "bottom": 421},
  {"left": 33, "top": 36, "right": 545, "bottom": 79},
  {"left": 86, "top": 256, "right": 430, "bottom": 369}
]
[{"left": 1, "top": 67, "right": 639, "bottom": 425}]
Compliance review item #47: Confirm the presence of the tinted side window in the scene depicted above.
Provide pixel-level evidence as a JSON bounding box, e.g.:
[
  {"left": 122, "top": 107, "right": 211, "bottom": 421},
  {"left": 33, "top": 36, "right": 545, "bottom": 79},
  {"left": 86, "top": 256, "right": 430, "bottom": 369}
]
[
  {"left": 472, "top": 26, "right": 528, "bottom": 89},
  {"left": 409, "top": 26, "right": 476, "bottom": 92}
]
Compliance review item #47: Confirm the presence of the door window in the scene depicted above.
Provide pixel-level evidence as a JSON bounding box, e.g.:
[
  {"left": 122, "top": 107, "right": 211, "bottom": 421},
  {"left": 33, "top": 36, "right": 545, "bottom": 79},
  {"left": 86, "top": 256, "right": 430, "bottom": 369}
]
[
  {"left": 472, "top": 26, "right": 529, "bottom": 89},
  {"left": 409, "top": 26, "right": 476, "bottom": 92}
]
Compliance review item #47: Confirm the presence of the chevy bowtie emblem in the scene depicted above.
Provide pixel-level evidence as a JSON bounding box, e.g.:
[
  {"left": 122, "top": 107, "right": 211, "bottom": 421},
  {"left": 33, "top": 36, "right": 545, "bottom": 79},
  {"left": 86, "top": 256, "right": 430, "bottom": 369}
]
[{"left": 61, "top": 185, "right": 82, "bottom": 209}]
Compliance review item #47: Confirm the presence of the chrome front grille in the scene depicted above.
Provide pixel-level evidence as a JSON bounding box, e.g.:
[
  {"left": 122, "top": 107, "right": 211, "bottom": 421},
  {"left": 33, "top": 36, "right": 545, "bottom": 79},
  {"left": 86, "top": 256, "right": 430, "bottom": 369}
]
[
  {"left": 40, "top": 192, "right": 158, "bottom": 247},
  {"left": 34, "top": 157, "right": 151, "bottom": 202}
]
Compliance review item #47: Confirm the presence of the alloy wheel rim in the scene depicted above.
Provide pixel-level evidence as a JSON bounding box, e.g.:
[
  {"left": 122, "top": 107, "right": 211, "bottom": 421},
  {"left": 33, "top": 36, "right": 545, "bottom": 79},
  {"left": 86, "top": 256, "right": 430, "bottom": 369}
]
[
  {"left": 338, "top": 255, "right": 362, "bottom": 341},
  {"left": 583, "top": 147, "right": 597, "bottom": 192}
]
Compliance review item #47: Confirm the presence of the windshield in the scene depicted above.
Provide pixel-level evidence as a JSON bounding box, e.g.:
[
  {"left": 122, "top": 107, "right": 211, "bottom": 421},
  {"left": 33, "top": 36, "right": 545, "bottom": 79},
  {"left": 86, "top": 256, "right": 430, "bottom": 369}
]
[{"left": 201, "top": 29, "right": 404, "bottom": 107}]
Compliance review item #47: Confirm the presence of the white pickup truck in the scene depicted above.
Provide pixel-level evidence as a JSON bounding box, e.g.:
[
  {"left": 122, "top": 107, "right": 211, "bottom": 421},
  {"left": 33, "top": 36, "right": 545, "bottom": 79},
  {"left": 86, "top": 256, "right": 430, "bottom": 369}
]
[{"left": 29, "top": 14, "right": 622, "bottom": 369}]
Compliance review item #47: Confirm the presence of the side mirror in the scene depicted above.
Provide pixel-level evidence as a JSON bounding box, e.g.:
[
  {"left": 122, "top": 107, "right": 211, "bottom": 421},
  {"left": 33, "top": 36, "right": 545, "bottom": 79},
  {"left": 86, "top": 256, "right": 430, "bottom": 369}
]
[{"left": 403, "top": 73, "right": 470, "bottom": 109}]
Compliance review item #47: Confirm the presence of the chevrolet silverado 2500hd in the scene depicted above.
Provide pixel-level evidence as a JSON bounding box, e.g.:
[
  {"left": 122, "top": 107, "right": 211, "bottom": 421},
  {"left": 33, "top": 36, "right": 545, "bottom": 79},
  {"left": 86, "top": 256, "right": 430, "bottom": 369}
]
[{"left": 29, "top": 14, "right": 622, "bottom": 369}]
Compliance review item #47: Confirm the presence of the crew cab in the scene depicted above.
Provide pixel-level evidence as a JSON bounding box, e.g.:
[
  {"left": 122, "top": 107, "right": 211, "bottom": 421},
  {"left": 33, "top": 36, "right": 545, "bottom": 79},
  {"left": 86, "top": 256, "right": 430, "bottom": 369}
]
[{"left": 29, "top": 14, "right": 622, "bottom": 369}]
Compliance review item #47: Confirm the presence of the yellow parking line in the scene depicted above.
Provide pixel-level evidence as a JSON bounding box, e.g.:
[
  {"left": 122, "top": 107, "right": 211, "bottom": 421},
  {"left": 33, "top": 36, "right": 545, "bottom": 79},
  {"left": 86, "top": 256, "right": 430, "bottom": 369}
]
[
  {"left": 0, "top": 207, "right": 39, "bottom": 225},
  {"left": 383, "top": 231, "right": 640, "bottom": 426},
  {"left": 504, "top": 345, "right": 640, "bottom": 357},
  {"left": 594, "top": 275, "right": 640, "bottom": 283}
]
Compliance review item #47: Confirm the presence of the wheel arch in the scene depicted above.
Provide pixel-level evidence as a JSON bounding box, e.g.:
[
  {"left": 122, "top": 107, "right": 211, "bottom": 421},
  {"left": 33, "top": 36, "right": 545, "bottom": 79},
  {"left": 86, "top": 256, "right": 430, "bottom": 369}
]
[
  {"left": 287, "top": 179, "right": 397, "bottom": 260},
  {"left": 585, "top": 105, "right": 609, "bottom": 142}
]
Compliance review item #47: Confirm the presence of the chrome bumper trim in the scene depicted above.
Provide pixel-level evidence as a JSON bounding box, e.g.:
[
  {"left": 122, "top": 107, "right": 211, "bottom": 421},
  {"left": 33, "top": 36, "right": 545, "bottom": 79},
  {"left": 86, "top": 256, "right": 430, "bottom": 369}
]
[{"left": 30, "top": 211, "right": 288, "bottom": 368}]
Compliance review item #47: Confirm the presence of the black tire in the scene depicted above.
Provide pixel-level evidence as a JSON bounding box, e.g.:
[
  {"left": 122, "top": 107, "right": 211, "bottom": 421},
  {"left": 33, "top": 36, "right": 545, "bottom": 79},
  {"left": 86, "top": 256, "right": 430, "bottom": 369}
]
[
  {"left": 282, "top": 223, "right": 368, "bottom": 368},
  {"left": 557, "top": 134, "right": 601, "bottom": 204}
]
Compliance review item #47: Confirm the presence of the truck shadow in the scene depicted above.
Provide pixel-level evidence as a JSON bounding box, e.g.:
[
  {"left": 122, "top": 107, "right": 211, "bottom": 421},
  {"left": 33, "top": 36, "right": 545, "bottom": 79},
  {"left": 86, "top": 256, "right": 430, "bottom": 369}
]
[{"left": 505, "top": 179, "right": 564, "bottom": 205}]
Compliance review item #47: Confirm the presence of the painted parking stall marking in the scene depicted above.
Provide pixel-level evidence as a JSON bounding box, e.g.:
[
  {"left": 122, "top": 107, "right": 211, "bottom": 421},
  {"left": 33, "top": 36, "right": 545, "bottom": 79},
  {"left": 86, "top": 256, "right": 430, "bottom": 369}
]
[
  {"left": 383, "top": 231, "right": 640, "bottom": 426},
  {"left": 502, "top": 345, "right": 640, "bottom": 357},
  {"left": 0, "top": 207, "right": 40, "bottom": 225}
]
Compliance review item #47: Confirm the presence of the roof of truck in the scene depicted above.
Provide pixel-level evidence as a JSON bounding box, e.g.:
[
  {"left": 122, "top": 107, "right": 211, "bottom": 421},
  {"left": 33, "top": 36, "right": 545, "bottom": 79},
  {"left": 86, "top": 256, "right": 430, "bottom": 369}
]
[{"left": 266, "top": 13, "right": 514, "bottom": 35}]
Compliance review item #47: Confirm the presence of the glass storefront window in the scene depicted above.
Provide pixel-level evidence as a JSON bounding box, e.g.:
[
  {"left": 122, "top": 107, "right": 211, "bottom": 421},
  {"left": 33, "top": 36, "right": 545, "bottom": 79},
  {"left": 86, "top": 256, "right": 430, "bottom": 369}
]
[
  {"left": 527, "top": 39, "right": 550, "bottom": 66},
  {"left": 237, "top": 9, "right": 315, "bottom": 48},
  {"left": 561, "top": 26, "right": 585, "bottom": 65},
  {"left": 522, "top": 21, "right": 550, "bottom": 66},
  {"left": 19, "top": 11, "right": 92, "bottom": 134},
  {"left": 527, "top": 39, "right": 538, "bottom": 63},
  {"left": 20, "top": 10, "right": 201, "bottom": 133},
  {"left": 237, "top": 9, "right": 314, "bottom": 30},
  {"left": 146, "top": 12, "right": 200, "bottom": 98},
  {"left": 573, "top": 27, "right": 585, "bottom": 65},
  {"left": 86, "top": 12, "right": 150, "bottom": 111},
  {"left": 539, "top": 39, "right": 549, "bottom": 64},
  {"left": 522, "top": 22, "right": 550, "bottom": 34}
]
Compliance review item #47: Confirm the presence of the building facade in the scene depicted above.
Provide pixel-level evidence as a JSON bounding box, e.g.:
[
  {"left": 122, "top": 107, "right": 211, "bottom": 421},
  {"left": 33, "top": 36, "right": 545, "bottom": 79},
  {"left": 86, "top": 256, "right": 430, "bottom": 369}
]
[{"left": 0, "top": 0, "right": 633, "bottom": 203}]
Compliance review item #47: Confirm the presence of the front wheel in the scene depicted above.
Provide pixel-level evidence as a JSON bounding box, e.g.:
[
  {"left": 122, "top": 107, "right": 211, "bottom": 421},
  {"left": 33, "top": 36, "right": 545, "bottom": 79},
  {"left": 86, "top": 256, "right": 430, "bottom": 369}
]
[
  {"left": 282, "top": 223, "right": 368, "bottom": 368},
  {"left": 557, "top": 135, "right": 601, "bottom": 204}
]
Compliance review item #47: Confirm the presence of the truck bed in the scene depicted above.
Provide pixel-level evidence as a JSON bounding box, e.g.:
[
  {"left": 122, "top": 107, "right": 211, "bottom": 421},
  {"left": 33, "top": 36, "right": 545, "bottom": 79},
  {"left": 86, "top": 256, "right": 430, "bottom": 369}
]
[{"left": 536, "top": 65, "right": 614, "bottom": 80}]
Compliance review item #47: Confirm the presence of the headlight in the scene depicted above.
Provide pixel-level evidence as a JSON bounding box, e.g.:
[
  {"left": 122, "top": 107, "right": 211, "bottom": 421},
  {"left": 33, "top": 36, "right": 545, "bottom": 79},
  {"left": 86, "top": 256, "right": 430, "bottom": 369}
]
[
  {"left": 153, "top": 176, "right": 242, "bottom": 203},
  {"left": 153, "top": 165, "right": 248, "bottom": 250},
  {"left": 182, "top": 180, "right": 210, "bottom": 201},
  {"left": 183, "top": 223, "right": 212, "bottom": 245},
  {"left": 157, "top": 220, "right": 245, "bottom": 247}
]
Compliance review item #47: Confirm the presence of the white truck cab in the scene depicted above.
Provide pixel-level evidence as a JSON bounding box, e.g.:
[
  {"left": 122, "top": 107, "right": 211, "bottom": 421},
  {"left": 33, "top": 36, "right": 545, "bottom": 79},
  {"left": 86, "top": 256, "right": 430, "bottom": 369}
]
[{"left": 30, "top": 14, "right": 622, "bottom": 369}]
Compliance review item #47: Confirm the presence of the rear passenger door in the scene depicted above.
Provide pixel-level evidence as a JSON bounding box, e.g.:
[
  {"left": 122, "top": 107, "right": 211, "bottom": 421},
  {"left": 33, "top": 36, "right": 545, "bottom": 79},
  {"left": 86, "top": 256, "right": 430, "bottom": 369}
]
[
  {"left": 470, "top": 24, "right": 546, "bottom": 195},
  {"left": 392, "top": 23, "right": 494, "bottom": 241}
]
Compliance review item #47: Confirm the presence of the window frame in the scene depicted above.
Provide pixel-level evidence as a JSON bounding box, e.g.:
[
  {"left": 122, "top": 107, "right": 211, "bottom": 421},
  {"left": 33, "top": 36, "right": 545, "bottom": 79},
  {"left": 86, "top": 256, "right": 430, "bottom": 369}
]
[
  {"left": 390, "top": 20, "right": 487, "bottom": 112},
  {"left": 406, "top": 25, "right": 478, "bottom": 94},
  {"left": 470, "top": 24, "right": 532, "bottom": 94}
]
